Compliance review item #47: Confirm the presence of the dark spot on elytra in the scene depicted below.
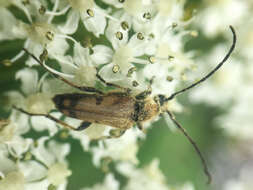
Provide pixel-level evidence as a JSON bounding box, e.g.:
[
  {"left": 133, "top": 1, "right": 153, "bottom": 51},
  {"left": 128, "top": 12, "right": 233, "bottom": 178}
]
[
  {"left": 53, "top": 95, "right": 64, "bottom": 109},
  {"left": 53, "top": 93, "right": 83, "bottom": 109},
  {"left": 69, "top": 110, "right": 77, "bottom": 118},
  {"left": 131, "top": 102, "right": 143, "bottom": 122},
  {"left": 95, "top": 96, "right": 103, "bottom": 105}
]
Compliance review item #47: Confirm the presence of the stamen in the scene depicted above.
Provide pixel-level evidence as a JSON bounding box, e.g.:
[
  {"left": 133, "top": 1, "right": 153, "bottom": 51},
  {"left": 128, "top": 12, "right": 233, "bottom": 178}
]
[
  {"left": 148, "top": 33, "right": 155, "bottom": 40},
  {"left": 181, "top": 73, "right": 187, "bottom": 81},
  {"left": 168, "top": 55, "right": 175, "bottom": 61},
  {"left": 39, "top": 49, "right": 48, "bottom": 62},
  {"left": 127, "top": 67, "right": 137, "bottom": 77},
  {"left": 115, "top": 31, "right": 123, "bottom": 40},
  {"left": 148, "top": 55, "right": 174, "bottom": 63},
  {"left": 101, "top": 157, "right": 112, "bottom": 173},
  {"left": 172, "top": 22, "right": 178, "bottom": 28},
  {"left": 48, "top": 184, "right": 56, "bottom": 190},
  {"left": 82, "top": 37, "right": 93, "bottom": 49},
  {"left": 39, "top": 5, "right": 46, "bottom": 15},
  {"left": 121, "top": 21, "right": 129, "bottom": 31},
  {"left": 149, "top": 56, "right": 156, "bottom": 64},
  {"left": 1, "top": 59, "right": 12, "bottom": 66},
  {"left": 59, "top": 130, "right": 69, "bottom": 139},
  {"left": 112, "top": 65, "right": 120, "bottom": 73},
  {"left": 87, "top": 9, "right": 94, "bottom": 17},
  {"left": 143, "top": 12, "right": 151, "bottom": 20},
  {"left": 46, "top": 31, "right": 54, "bottom": 41},
  {"left": 162, "top": 22, "right": 178, "bottom": 35},
  {"left": 166, "top": 76, "right": 173, "bottom": 82},
  {"left": 46, "top": 5, "right": 71, "bottom": 16},
  {"left": 24, "top": 152, "right": 32, "bottom": 161},
  {"left": 137, "top": 32, "right": 144, "bottom": 40},
  {"left": 190, "top": 30, "right": 198, "bottom": 37},
  {"left": 132, "top": 80, "right": 139, "bottom": 87}
]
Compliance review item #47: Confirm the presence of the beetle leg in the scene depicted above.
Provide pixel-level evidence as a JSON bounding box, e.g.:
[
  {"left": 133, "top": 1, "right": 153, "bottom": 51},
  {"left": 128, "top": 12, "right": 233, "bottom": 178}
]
[
  {"left": 96, "top": 72, "right": 131, "bottom": 94},
  {"left": 13, "top": 106, "right": 85, "bottom": 131},
  {"left": 22, "top": 48, "right": 104, "bottom": 95}
]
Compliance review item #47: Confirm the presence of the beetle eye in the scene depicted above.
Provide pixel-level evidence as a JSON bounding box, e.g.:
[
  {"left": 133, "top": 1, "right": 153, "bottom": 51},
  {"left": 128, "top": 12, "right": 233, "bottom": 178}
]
[{"left": 158, "top": 94, "right": 166, "bottom": 106}]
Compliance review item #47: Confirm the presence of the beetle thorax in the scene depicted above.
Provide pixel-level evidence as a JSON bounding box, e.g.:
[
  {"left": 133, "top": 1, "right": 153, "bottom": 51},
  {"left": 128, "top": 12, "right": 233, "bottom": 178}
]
[{"left": 134, "top": 98, "right": 160, "bottom": 123}]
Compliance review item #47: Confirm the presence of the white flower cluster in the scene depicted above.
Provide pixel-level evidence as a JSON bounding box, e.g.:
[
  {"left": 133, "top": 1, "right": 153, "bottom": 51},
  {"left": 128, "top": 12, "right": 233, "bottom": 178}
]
[{"left": 0, "top": 0, "right": 199, "bottom": 189}]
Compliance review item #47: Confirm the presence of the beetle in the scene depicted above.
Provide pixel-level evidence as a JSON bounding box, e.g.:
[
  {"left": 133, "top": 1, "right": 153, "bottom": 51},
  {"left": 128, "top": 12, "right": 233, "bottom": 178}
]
[{"left": 14, "top": 26, "right": 236, "bottom": 184}]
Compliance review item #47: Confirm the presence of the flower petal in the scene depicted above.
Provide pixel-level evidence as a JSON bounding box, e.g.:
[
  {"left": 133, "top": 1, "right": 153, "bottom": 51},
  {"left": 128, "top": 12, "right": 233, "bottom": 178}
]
[
  {"left": 80, "top": 9, "right": 106, "bottom": 37},
  {"left": 15, "top": 68, "right": 38, "bottom": 95},
  {"left": 58, "top": 10, "right": 80, "bottom": 34},
  {"left": 91, "top": 45, "right": 113, "bottom": 65}
]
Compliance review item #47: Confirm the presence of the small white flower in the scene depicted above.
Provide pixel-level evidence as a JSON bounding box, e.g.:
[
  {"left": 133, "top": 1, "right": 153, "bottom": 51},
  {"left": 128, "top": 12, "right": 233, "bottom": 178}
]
[
  {"left": 117, "top": 160, "right": 169, "bottom": 190},
  {"left": 156, "top": 0, "right": 185, "bottom": 21},
  {"left": 0, "top": 119, "right": 15, "bottom": 143},
  {"left": 98, "top": 14, "right": 149, "bottom": 85},
  {"left": 236, "top": 19, "right": 253, "bottom": 61},
  {"left": 57, "top": 0, "right": 106, "bottom": 37},
  {"left": 81, "top": 173, "right": 119, "bottom": 190},
  {"left": 59, "top": 43, "right": 101, "bottom": 87},
  {"left": 0, "top": 0, "right": 70, "bottom": 64},
  {"left": 0, "top": 171, "right": 25, "bottom": 190},
  {"left": 67, "top": 119, "right": 110, "bottom": 150},
  {"left": 118, "top": 160, "right": 195, "bottom": 190},
  {"left": 223, "top": 165, "right": 253, "bottom": 190},
  {"left": 47, "top": 162, "right": 72, "bottom": 186},
  {"left": 29, "top": 137, "right": 72, "bottom": 187},
  {"left": 0, "top": 113, "right": 32, "bottom": 157},
  {"left": 217, "top": 86, "right": 253, "bottom": 140},
  {"left": 15, "top": 68, "right": 58, "bottom": 135},
  {"left": 197, "top": 0, "right": 248, "bottom": 37},
  {"left": 23, "top": 22, "right": 69, "bottom": 66},
  {"left": 102, "top": 0, "right": 152, "bottom": 21},
  {"left": 0, "top": 7, "right": 22, "bottom": 41},
  {"left": 92, "top": 128, "right": 144, "bottom": 166}
]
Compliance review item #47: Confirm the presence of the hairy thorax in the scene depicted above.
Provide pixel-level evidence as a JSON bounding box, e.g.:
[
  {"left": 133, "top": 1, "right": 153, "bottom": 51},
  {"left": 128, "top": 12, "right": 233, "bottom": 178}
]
[{"left": 133, "top": 98, "right": 160, "bottom": 124}]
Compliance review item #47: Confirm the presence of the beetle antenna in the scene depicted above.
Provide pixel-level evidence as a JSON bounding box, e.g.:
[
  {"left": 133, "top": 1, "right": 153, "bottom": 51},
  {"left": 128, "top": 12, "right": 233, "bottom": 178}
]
[
  {"left": 166, "top": 26, "right": 236, "bottom": 101},
  {"left": 167, "top": 110, "right": 212, "bottom": 184}
]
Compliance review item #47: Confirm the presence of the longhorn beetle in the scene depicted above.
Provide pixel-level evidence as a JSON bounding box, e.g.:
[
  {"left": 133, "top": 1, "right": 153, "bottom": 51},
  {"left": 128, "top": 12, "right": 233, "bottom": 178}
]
[{"left": 14, "top": 26, "right": 236, "bottom": 184}]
